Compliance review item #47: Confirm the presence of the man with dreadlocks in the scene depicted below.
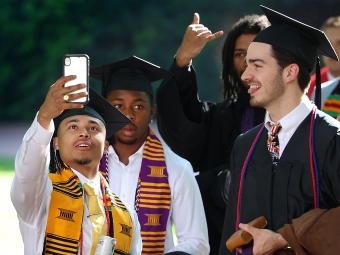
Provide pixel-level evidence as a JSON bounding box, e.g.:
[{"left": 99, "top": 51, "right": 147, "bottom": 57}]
[
  {"left": 10, "top": 76, "right": 142, "bottom": 255},
  {"left": 156, "top": 13, "right": 269, "bottom": 254}
]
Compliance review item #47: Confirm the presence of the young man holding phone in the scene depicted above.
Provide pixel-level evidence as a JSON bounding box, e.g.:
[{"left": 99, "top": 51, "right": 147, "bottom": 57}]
[{"left": 11, "top": 76, "right": 142, "bottom": 255}]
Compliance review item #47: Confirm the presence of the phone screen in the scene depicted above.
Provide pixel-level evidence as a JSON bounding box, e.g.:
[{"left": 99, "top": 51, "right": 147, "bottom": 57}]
[{"left": 63, "top": 54, "right": 89, "bottom": 104}]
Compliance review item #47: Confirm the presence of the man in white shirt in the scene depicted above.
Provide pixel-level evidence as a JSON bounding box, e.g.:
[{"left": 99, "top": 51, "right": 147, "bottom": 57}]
[
  {"left": 10, "top": 76, "right": 142, "bottom": 255},
  {"left": 90, "top": 56, "right": 209, "bottom": 255}
]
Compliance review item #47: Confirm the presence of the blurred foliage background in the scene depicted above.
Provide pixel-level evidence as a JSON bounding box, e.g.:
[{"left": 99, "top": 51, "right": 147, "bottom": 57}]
[{"left": 1, "top": 0, "right": 340, "bottom": 122}]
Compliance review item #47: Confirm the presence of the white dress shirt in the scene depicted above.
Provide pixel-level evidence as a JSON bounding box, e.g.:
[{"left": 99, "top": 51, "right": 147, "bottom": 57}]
[
  {"left": 327, "top": 70, "right": 336, "bottom": 81},
  {"left": 10, "top": 115, "right": 142, "bottom": 255},
  {"left": 264, "top": 96, "right": 314, "bottom": 157},
  {"left": 107, "top": 134, "right": 210, "bottom": 254}
]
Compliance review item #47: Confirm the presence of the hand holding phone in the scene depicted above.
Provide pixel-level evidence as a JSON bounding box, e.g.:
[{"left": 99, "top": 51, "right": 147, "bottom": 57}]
[{"left": 63, "top": 54, "right": 89, "bottom": 104}]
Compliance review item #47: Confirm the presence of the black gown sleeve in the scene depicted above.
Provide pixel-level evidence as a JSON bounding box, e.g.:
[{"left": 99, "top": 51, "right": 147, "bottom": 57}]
[
  {"left": 167, "top": 59, "right": 203, "bottom": 123},
  {"left": 277, "top": 127, "right": 340, "bottom": 255},
  {"left": 323, "top": 132, "right": 340, "bottom": 205},
  {"left": 156, "top": 59, "right": 217, "bottom": 171},
  {"left": 218, "top": 143, "right": 238, "bottom": 255}
]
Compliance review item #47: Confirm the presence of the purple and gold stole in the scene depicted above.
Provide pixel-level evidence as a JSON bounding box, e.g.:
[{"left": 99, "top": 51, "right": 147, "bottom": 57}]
[{"left": 100, "top": 128, "right": 171, "bottom": 255}]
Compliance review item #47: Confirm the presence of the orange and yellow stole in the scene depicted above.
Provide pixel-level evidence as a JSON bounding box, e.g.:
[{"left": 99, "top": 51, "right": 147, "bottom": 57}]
[{"left": 43, "top": 168, "right": 133, "bottom": 255}]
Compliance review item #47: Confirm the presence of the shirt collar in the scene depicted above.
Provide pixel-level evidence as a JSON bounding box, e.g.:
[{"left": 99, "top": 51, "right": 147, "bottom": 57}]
[
  {"left": 107, "top": 142, "right": 145, "bottom": 162},
  {"left": 327, "top": 70, "right": 335, "bottom": 81},
  {"left": 265, "top": 96, "right": 313, "bottom": 132},
  {"left": 72, "top": 168, "right": 101, "bottom": 188}
]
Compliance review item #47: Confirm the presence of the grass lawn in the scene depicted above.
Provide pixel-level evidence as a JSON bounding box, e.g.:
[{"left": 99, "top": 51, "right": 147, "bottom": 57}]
[
  {"left": 0, "top": 156, "right": 23, "bottom": 253},
  {"left": 0, "top": 157, "right": 15, "bottom": 176}
]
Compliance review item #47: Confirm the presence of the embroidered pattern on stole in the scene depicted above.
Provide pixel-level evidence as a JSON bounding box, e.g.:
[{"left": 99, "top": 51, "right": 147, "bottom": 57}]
[
  {"left": 136, "top": 128, "right": 171, "bottom": 255},
  {"left": 322, "top": 80, "right": 340, "bottom": 117},
  {"left": 99, "top": 128, "right": 171, "bottom": 255},
  {"left": 44, "top": 169, "right": 133, "bottom": 255},
  {"left": 323, "top": 94, "right": 340, "bottom": 117}
]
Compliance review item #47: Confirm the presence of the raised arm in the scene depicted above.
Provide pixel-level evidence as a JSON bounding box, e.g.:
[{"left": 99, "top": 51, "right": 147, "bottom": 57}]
[
  {"left": 156, "top": 14, "right": 223, "bottom": 171},
  {"left": 10, "top": 76, "right": 87, "bottom": 224}
]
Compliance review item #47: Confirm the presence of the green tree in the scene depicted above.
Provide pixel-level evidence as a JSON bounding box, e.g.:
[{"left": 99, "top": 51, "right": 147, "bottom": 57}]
[{"left": 1, "top": 0, "right": 339, "bottom": 121}]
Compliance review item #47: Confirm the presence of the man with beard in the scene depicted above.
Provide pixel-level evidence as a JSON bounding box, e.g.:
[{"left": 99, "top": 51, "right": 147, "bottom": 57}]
[
  {"left": 10, "top": 76, "right": 142, "bottom": 255},
  {"left": 90, "top": 56, "right": 209, "bottom": 255},
  {"left": 219, "top": 6, "right": 340, "bottom": 255},
  {"left": 155, "top": 13, "right": 269, "bottom": 254}
]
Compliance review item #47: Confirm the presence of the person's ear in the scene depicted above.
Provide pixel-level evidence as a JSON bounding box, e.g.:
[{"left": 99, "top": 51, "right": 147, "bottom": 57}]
[
  {"left": 284, "top": 63, "right": 299, "bottom": 84},
  {"left": 150, "top": 105, "right": 157, "bottom": 123},
  {"left": 53, "top": 137, "right": 59, "bottom": 150},
  {"left": 104, "top": 141, "right": 109, "bottom": 153}
]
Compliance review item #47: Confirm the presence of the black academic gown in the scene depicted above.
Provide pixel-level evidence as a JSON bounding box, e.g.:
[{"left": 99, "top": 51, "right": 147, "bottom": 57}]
[
  {"left": 156, "top": 61, "right": 265, "bottom": 255},
  {"left": 219, "top": 110, "right": 340, "bottom": 255},
  {"left": 156, "top": 61, "right": 265, "bottom": 173}
]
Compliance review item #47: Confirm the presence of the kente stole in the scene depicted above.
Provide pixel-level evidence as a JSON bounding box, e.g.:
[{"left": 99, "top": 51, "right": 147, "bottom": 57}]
[
  {"left": 44, "top": 168, "right": 133, "bottom": 255},
  {"left": 323, "top": 80, "right": 340, "bottom": 118},
  {"left": 100, "top": 128, "right": 171, "bottom": 255}
]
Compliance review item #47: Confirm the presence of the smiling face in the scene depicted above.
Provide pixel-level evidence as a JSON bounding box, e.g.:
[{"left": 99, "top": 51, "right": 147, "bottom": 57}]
[
  {"left": 241, "top": 42, "right": 285, "bottom": 109},
  {"left": 54, "top": 115, "right": 107, "bottom": 169},
  {"left": 106, "top": 89, "right": 156, "bottom": 149}
]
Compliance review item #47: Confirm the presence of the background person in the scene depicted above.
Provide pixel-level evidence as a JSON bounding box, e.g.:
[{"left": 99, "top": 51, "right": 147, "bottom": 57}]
[
  {"left": 306, "top": 15, "right": 340, "bottom": 99},
  {"left": 311, "top": 77, "right": 340, "bottom": 117},
  {"left": 155, "top": 13, "right": 269, "bottom": 254}
]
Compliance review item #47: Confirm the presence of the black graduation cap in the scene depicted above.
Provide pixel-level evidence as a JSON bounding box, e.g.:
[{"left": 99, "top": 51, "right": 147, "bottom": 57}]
[
  {"left": 254, "top": 5, "right": 339, "bottom": 109},
  {"left": 53, "top": 87, "right": 130, "bottom": 139},
  {"left": 90, "top": 56, "right": 172, "bottom": 97}
]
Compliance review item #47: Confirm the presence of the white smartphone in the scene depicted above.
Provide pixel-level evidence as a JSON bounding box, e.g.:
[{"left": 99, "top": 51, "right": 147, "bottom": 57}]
[{"left": 63, "top": 54, "right": 89, "bottom": 104}]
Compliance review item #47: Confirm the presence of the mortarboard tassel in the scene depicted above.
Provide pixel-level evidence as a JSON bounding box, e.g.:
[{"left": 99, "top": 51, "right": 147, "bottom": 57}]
[{"left": 315, "top": 57, "right": 321, "bottom": 109}]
